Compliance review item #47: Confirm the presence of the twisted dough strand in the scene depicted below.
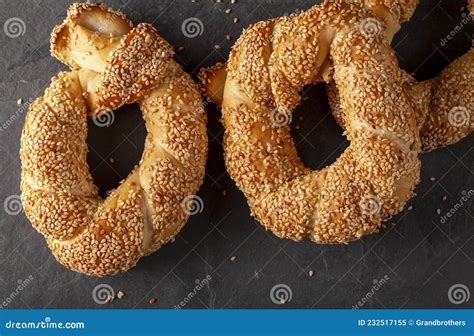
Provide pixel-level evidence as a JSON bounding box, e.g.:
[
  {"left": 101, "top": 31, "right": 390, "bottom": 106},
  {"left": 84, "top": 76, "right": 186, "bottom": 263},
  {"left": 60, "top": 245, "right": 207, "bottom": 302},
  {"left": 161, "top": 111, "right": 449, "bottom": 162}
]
[
  {"left": 20, "top": 3, "right": 207, "bottom": 276},
  {"left": 202, "top": 0, "right": 421, "bottom": 243}
]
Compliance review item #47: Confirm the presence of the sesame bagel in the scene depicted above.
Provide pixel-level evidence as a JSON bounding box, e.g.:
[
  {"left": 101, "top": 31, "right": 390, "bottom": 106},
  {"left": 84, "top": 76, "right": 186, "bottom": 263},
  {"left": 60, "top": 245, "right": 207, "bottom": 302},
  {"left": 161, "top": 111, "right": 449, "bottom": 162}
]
[
  {"left": 327, "top": 0, "right": 473, "bottom": 152},
  {"left": 201, "top": 0, "right": 422, "bottom": 243},
  {"left": 20, "top": 3, "right": 207, "bottom": 276}
]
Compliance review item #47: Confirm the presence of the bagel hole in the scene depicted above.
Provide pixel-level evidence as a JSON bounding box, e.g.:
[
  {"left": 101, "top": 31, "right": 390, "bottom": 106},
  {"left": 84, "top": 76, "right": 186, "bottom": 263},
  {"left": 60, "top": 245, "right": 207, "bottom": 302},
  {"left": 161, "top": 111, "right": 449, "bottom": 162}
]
[
  {"left": 86, "top": 103, "right": 146, "bottom": 198},
  {"left": 291, "top": 83, "right": 348, "bottom": 170}
]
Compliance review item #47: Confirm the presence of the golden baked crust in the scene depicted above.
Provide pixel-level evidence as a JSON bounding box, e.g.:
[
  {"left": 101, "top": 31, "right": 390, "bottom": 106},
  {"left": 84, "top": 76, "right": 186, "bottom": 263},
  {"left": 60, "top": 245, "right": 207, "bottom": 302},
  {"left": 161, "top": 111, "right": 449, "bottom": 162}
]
[
  {"left": 20, "top": 3, "right": 207, "bottom": 276},
  {"left": 202, "top": 0, "right": 423, "bottom": 243}
]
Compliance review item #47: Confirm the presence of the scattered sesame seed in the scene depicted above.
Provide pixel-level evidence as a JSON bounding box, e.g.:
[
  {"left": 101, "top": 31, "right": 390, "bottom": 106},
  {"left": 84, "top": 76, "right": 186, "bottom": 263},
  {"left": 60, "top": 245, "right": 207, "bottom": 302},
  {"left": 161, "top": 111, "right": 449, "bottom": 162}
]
[
  {"left": 233, "top": 18, "right": 239, "bottom": 23},
  {"left": 436, "top": 209, "right": 442, "bottom": 215},
  {"left": 116, "top": 291, "right": 125, "bottom": 299},
  {"left": 225, "top": 8, "right": 232, "bottom": 14},
  {"left": 430, "top": 177, "right": 436, "bottom": 182},
  {"left": 442, "top": 195, "right": 447, "bottom": 201},
  {"left": 230, "top": 255, "right": 236, "bottom": 261},
  {"left": 149, "top": 298, "right": 157, "bottom": 305},
  {"left": 308, "top": 270, "right": 314, "bottom": 277}
]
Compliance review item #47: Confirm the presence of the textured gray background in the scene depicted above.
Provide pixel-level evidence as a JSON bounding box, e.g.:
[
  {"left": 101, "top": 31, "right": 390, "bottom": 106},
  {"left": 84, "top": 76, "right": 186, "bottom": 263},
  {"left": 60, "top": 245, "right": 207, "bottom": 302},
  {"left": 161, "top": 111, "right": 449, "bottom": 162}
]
[{"left": 0, "top": 0, "right": 472, "bottom": 309}]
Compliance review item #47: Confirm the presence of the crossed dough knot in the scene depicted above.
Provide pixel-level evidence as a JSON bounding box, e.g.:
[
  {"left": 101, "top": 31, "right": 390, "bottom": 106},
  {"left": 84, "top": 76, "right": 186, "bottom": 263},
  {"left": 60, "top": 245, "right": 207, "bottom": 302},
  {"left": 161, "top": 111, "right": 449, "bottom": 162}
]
[
  {"left": 201, "top": 0, "right": 472, "bottom": 244},
  {"left": 20, "top": 3, "right": 208, "bottom": 276}
]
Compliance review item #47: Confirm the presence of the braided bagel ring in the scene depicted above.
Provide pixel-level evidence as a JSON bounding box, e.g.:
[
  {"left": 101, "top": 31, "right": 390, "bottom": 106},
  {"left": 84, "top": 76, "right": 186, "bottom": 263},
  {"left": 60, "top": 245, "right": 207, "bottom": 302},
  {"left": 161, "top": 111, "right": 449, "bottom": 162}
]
[
  {"left": 328, "top": 0, "right": 473, "bottom": 152},
  {"left": 202, "top": 0, "right": 422, "bottom": 243},
  {"left": 20, "top": 3, "right": 207, "bottom": 276},
  {"left": 203, "top": 1, "right": 473, "bottom": 153}
]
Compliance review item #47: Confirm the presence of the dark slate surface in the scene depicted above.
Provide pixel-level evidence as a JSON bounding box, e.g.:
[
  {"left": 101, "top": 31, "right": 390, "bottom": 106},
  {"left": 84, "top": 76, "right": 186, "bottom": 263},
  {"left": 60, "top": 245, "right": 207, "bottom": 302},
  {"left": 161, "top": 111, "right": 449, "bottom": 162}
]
[{"left": 0, "top": 0, "right": 472, "bottom": 309}]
